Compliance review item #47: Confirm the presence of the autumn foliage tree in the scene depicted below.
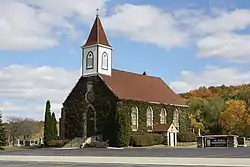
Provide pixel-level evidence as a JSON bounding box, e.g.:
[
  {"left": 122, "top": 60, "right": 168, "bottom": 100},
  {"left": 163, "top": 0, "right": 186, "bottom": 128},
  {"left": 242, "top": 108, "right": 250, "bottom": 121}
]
[
  {"left": 220, "top": 100, "right": 250, "bottom": 136},
  {"left": 181, "top": 83, "right": 250, "bottom": 136}
]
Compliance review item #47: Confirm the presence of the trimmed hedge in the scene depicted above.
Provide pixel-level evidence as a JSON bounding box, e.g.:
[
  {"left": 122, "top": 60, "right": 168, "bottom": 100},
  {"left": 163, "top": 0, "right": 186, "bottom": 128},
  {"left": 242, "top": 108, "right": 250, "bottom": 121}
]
[
  {"left": 177, "top": 131, "right": 197, "bottom": 142},
  {"left": 130, "top": 134, "right": 163, "bottom": 147},
  {"left": 45, "top": 140, "right": 68, "bottom": 147}
]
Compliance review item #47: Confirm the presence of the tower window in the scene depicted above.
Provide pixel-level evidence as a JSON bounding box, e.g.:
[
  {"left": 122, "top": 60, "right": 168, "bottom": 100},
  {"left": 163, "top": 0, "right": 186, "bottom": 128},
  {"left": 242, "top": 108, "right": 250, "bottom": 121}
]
[
  {"left": 101, "top": 52, "right": 108, "bottom": 70},
  {"left": 86, "top": 51, "right": 94, "bottom": 69}
]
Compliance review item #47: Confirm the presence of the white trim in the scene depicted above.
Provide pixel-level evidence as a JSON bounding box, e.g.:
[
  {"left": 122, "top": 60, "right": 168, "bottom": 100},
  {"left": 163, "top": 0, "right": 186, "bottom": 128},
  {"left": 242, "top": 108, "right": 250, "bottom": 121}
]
[
  {"left": 83, "top": 44, "right": 112, "bottom": 50},
  {"left": 148, "top": 101, "right": 189, "bottom": 108},
  {"left": 82, "top": 74, "right": 98, "bottom": 77},
  {"left": 167, "top": 123, "right": 179, "bottom": 133},
  {"left": 120, "top": 99, "right": 188, "bottom": 108}
]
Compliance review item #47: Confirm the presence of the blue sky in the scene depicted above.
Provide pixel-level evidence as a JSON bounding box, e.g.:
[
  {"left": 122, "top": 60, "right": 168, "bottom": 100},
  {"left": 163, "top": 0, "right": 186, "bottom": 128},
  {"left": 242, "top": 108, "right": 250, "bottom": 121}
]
[{"left": 1, "top": 0, "right": 250, "bottom": 120}]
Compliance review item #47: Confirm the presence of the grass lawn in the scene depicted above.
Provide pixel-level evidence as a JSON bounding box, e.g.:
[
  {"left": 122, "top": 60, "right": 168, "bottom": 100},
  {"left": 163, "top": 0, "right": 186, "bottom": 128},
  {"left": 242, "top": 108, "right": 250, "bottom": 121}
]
[
  {"left": 0, "top": 145, "right": 42, "bottom": 152},
  {"left": 177, "top": 142, "right": 197, "bottom": 148},
  {"left": 134, "top": 142, "right": 197, "bottom": 148}
]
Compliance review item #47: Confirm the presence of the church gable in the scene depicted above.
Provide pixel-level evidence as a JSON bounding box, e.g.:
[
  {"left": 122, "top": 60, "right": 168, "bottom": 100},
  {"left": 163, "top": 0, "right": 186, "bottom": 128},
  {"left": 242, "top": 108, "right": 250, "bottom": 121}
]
[
  {"left": 63, "top": 75, "right": 116, "bottom": 108},
  {"left": 61, "top": 75, "right": 117, "bottom": 139}
]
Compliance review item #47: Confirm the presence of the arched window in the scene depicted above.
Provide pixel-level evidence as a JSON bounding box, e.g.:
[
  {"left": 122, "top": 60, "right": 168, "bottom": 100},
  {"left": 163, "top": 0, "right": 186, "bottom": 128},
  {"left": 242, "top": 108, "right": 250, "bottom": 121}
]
[
  {"left": 86, "top": 51, "right": 94, "bottom": 69},
  {"left": 101, "top": 52, "right": 108, "bottom": 70},
  {"left": 173, "top": 109, "right": 179, "bottom": 129},
  {"left": 173, "top": 109, "right": 179, "bottom": 122},
  {"left": 160, "top": 108, "right": 167, "bottom": 124},
  {"left": 131, "top": 106, "right": 138, "bottom": 131},
  {"left": 146, "top": 106, "right": 153, "bottom": 127}
]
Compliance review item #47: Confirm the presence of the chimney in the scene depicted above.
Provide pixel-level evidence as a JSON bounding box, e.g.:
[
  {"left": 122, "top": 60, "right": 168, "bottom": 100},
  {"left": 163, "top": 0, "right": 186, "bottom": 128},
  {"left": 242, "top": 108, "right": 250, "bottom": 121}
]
[{"left": 143, "top": 71, "right": 147, "bottom": 76}]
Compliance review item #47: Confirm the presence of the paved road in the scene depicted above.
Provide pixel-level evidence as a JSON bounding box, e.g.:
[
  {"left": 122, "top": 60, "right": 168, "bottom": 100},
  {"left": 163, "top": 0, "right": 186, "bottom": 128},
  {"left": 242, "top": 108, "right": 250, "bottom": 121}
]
[
  {"left": 0, "top": 147, "right": 250, "bottom": 158},
  {"left": 1, "top": 148, "right": 250, "bottom": 166},
  {"left": 0, "top": 161, "right": 238, "bottom": 167}
]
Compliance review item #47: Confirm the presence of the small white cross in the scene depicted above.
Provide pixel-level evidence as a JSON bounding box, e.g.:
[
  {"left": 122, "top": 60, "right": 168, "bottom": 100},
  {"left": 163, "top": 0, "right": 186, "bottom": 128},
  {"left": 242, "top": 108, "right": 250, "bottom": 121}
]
[{"left": 96, "top": 8, "right": 99, "bottom": 16}]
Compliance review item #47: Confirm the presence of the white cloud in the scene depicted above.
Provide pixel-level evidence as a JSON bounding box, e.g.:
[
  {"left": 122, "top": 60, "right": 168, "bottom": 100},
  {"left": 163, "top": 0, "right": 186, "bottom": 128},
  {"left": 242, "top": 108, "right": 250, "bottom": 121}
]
[
  {"left": 196, "top": 9, "right": 250, "bottom": 34},
  {"left": 189, "top": 9, "right": 250, "bottom": 62},
  {"left": 0, "top": 65, "right": 79, "bottom": 120},
  {"left": 170, "top": 66, "right": 250, "bottom": 93},
  {"left": 197, "top": 32, "right": 250, "bottom": 62},
  {"left": 0, "top": 101, "right": 61, "bottom": 121},
  {"left": 0, "top": 1, "right": 191, "bottom": 51},
  {"left": 0, "top": 0, "right": 107, "bottom": 50},
  {"left": 18, "top": 0, "right": 108, "bottom": 23},
  {"left": 2, "top": 0, "right": 250, "bottom": 59},
  {"left": 103, "top": 4, "right": 189, "bottom": 49},
  {"left": 0, "top": 1, "right": 58, "bottom": 50}
]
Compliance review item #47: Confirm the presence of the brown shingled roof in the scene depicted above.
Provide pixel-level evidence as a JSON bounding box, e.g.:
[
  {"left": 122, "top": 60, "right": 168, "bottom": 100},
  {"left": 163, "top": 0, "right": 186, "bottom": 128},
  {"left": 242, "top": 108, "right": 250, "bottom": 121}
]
[
  {"left": 153, "top": 124, "right": 171, "bottom": 132},
  {"left": 83, "top": 16, "right": 111, "bottom": 47},
  {"left": 100, "top": 69, "right": 186, "bottom": 106}
]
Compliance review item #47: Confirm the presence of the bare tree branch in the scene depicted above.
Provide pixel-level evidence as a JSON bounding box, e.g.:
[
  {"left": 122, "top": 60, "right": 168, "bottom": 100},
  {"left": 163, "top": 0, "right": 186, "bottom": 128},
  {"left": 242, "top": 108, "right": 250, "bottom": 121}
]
[{"left": 6, "top": 116, "right": 39, "bottom": 143}]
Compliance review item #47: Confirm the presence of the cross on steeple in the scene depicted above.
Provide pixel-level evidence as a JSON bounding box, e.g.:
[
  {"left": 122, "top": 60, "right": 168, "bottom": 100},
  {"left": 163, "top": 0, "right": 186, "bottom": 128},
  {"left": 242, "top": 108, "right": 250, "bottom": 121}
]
[{"left": 96, "top": 8, "right": 99, "bottom": 17}]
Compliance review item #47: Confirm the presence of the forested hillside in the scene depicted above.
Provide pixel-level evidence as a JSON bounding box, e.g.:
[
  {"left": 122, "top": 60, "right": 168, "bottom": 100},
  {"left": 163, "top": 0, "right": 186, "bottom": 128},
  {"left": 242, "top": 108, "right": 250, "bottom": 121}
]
[{"left": 180, "top": 84, "right": 250, "bottom": 137}]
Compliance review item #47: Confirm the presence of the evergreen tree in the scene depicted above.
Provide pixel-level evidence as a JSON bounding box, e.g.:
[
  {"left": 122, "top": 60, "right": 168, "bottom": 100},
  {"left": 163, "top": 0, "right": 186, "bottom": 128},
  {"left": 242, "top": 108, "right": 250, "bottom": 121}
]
[
  {"left": 0, "top": 111, "right": 6, "bottom": 147},
  {"left": 51, "top": 112, "right": 58, "bottom": 140},
  {"left": 44, "top": 100, "right": 52, "bottom": 141}
]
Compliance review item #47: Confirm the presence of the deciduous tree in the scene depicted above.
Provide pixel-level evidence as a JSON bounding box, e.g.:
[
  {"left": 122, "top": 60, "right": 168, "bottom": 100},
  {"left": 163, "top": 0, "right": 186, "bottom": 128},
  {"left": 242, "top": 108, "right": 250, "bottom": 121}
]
[
  {"left": 201, "top": 98, "right": 225, "bottom": 134},
  {"left": 6, "top": 116, "right": 39, "bottom": 143},
  {"left": 220, "top": 100, "right": 250, "bottom": 136}
]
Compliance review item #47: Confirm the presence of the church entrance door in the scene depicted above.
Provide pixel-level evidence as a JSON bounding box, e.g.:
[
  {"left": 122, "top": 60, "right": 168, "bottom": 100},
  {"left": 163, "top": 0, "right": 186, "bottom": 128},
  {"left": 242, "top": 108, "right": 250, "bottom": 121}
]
[{"left": 87, "top": 107, "right": 95, "bottom": 137}]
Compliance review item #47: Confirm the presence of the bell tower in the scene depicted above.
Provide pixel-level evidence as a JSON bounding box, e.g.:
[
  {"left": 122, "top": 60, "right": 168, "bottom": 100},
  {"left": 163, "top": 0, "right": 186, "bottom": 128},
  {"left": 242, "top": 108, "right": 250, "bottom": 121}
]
[{"left": 81, "top": 9, "right": 112, "bottom": 76}]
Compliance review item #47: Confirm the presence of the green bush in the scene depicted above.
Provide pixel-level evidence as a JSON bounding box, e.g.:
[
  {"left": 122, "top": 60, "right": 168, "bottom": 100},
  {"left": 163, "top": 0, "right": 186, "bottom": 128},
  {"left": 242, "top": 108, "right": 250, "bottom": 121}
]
[
  {"left": 177, "top": 131, "right": 197, "bottom": 142},
  {"left": 130, "top": 134, "right": 163, "bottom": 147},
  {"left": 153, "top": 134, "right": 164, "bottom": 144},
  {"left": 45, "top": 140, "right": 68, "bottom": 147}
]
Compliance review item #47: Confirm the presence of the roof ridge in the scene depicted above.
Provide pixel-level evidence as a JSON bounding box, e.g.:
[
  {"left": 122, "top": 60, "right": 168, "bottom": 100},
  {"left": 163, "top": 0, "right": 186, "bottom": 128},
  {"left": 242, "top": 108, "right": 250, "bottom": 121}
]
[
  {"left": 159, "top": 78, "right": 185, "bottom": 102},
  {"left": 112, "top": 68, "right": 161, "bottom": 79}
]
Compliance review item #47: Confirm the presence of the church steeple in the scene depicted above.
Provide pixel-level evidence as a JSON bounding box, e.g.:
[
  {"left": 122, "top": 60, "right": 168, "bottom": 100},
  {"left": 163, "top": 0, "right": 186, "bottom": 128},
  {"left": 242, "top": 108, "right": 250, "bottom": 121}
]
[
  {"left": 83, "top": 10, "right": 111, "bottom": 47},
  {"left": 81, "top": 10, "right": 112, "bottom": 77}
]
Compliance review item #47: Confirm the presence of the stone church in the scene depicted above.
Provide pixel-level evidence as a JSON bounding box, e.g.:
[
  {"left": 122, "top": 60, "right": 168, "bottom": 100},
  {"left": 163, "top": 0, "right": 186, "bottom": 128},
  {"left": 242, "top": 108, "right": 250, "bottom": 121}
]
[{"left": 59, "top": 13, "right": 189, "bottom": 147}]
